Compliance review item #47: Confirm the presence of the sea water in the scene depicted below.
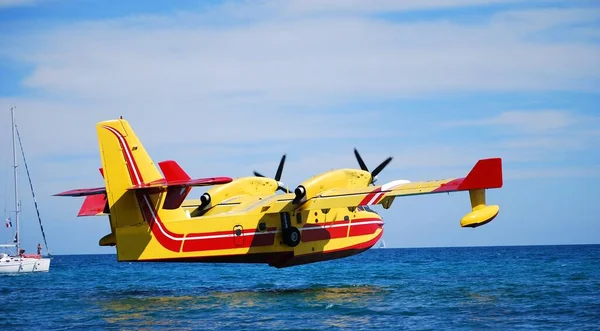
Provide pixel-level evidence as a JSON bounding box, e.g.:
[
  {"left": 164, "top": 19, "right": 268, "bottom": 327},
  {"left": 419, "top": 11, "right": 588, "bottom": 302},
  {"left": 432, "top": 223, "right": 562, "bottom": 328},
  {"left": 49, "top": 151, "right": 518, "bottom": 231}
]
[{"left": 1, "top": 245, "right": 598, "bottom": 330}]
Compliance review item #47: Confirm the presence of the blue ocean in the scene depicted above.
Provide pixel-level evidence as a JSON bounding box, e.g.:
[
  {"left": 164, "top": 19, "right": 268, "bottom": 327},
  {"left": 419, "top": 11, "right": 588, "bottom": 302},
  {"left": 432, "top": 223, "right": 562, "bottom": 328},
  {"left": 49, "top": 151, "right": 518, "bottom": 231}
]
[{"left": 1, "top": 245, "right": 598, "bottom": 330}]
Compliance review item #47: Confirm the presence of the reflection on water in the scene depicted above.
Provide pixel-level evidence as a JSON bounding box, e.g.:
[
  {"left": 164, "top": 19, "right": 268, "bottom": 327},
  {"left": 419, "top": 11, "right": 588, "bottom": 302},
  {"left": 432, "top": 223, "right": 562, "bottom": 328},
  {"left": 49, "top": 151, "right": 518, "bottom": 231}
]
[
  {"left": 3, "top": 247, "right": 599, "bottom": 330},
  {"left": 311, "top": 285, "right": 385, "bottom": 303},
  {"left": 97, "top": 285, "right": 389, "bottom": 328},
  {"left": 99, "top": 295, "right": 209, "bottom": 328},
  {"left": 323, "top": 314, "right": 374, "bottom": 329},
  {"left": 466, "top": 292, "right": 498, "bottom": 304}
]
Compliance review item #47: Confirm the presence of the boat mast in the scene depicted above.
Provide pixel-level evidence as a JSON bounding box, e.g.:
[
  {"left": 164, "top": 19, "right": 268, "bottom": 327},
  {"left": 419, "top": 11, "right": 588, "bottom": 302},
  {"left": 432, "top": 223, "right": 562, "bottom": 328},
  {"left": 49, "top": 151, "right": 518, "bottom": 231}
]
[
  {"left": 15, "top": 122, "right": 51, "bottom": 256},
  {"left": 11, "top": 107, "right": 20, "bottom": 256}
]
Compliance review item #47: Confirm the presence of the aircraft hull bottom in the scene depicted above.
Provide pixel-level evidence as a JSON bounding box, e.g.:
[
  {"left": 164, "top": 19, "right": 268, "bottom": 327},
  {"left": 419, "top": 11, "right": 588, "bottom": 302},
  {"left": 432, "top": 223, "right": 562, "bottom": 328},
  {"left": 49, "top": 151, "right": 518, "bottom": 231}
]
[{"left": 131, "top": 231, "right": 382, "bottom": 268}]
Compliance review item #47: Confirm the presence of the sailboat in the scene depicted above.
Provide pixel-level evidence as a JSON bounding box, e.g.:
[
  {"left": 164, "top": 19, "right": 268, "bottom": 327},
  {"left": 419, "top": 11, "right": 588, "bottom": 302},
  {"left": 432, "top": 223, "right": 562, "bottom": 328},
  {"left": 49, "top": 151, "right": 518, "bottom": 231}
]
[{"left": 0, "top": 107, "right": 51, "bottom": 273}]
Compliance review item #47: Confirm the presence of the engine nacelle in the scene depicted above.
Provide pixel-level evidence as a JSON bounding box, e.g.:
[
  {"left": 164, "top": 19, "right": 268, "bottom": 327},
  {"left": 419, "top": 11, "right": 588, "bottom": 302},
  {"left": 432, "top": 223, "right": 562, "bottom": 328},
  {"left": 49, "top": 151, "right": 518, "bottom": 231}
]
[
  {"left": 193, "top": 177, "right": 278, "bottom": 215},
  {"left": 198, "top": 192, "right": 211, "bottom": 209},
  {"left": 293, "top": 168, "right": 371, "bottom": 204}
]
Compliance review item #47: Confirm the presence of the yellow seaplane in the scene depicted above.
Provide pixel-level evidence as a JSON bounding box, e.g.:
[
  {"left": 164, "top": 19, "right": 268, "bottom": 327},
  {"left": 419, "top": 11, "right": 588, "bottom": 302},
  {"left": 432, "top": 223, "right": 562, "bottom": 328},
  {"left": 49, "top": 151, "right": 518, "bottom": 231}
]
[{"left": 55, "top": 118, "right": 503, "bottom": 268}]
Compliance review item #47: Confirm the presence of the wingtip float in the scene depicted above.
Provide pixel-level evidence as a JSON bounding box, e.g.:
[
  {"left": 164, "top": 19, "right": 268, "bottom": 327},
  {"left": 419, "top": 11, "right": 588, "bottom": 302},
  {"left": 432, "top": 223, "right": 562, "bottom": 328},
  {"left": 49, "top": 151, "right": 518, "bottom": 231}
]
[
  {"left": 432, "top": 157, "right": 503, "bottom": 228},
  {"left": 55, "top": 117, "right": 503, "bottom": 268}
]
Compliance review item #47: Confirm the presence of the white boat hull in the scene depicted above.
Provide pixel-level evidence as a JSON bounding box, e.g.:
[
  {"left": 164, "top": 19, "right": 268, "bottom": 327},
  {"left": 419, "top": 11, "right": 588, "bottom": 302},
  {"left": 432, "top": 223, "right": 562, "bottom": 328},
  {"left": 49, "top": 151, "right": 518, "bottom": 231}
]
[
  {"left": 33, "top": 257, "right": 51, "bottom": 272},
  {"left": 0, "top": 255, "right": 51, "bottom": 273}
]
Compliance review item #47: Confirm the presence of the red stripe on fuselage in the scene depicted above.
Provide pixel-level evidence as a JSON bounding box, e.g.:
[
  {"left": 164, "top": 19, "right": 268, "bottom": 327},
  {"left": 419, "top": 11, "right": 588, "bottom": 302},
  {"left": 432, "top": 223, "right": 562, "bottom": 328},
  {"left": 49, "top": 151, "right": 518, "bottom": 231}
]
[
  {"left": 138, "top": 191, "right": 279, "bottom": 253},
  {"left": 349, "top": 221, "right": 383, "bottom": 237},
  {"left": 137, "top": 193, "right": 183, "bottom": 252},
  {"left": 301, "top": 217, "right": 383, "bottom": 242},
  {"left": 301, "top": 225, "right": 331, "bottom": 242},
  {"left": 182, "top": 227, "right": 277, "bottom": 252},
  {"left": 124, "top": 227, "right": 384, "bottom": 268}
]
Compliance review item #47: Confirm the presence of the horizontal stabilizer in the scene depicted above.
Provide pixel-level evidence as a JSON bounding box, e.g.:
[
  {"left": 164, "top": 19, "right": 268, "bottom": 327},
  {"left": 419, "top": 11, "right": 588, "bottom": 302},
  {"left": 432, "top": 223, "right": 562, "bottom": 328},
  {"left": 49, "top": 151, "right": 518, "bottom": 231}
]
[
  {"left": 57, "top": 178, "right": 231, "bottom": 211},
  {"left": 128, "top": 175, "right": 232, "bottom": 210},
  {"left": 54, "top": 187, "right": 106, "bottom": 197},
  {"left": 128, "top": 161, "right": 232, "bottom": 209},
  {"left": 127, "top": 176, "right": 232, "bottom": 190},
  {"left": 159, "top": 160, "right": 190, "bottom": 181},
  {"left": 78, "top": 194, "right": 108, "bottom": 217},
  {"left": 55, "top": 161, "right": 231, "bottom": 196}
]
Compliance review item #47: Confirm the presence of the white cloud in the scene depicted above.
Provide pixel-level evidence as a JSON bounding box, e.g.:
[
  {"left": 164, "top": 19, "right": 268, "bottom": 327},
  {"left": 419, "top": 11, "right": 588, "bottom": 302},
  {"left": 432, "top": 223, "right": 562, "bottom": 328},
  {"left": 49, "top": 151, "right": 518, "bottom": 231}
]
[
  {"left": 445, "top": 110, "right": 577, "bottom": 133},
  {"left": 0, "top": 97, "right": 402, "bottom": 162},
  {"left": 497, "top": 136, "right": 587, "bottom": 150},
  {"left": 440, "top": 110, "right": 599, "bottom": 170},
  {"left": 506, "top": 167, "right": 600, "bottom": 179},
  {"left": 271, "top": 0, "right": 530, "bottom": 15},
  {"left": 0, "top": 0, "right": 36, "bottom": 8},
  {"left": 2, "top": 2, "right": 598, "bottom": 106},
  {"left": 492, "top": 7, "right": 600, "bottom": 30}
]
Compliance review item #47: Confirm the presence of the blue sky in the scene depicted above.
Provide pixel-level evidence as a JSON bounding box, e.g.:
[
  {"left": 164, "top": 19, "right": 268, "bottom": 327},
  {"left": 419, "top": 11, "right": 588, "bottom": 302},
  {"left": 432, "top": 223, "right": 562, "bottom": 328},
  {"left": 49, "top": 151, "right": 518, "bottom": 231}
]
[{"left": 0, "top": 0, "right": 599, "bottom": 254}]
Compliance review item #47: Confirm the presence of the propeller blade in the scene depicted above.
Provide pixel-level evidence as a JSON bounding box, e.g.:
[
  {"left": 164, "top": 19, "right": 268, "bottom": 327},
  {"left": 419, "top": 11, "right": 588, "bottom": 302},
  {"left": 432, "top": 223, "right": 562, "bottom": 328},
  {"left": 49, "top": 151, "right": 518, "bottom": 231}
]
[
  {"left": 275, "top": 154, "right": 286, "bottom": 181},
  {"left": 354, "top": 148, "right": 369, "bottom": 171},
  {"left": 277, "top": 185, "right": 291, "bottom": 194},
  {"left": 371, "top": 156, "right": 393, "bottom": 179},
  {"left": 254, "top": 153, "right": 291, "bottom": 193}
]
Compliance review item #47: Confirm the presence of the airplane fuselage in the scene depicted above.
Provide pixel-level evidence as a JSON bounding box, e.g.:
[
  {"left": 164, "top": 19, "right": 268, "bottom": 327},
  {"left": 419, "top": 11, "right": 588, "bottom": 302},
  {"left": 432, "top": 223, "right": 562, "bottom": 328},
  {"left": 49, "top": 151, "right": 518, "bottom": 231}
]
[{"left": 117, "top": 184, "right": 383, "bottom": 268}]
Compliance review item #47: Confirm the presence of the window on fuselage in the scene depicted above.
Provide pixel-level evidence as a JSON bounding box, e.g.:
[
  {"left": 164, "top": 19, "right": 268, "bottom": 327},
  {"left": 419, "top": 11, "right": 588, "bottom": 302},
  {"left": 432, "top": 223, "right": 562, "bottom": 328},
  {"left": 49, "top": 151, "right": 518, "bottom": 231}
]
[{"left": 358, "top": 205, "right": 379, "bottom": 215}]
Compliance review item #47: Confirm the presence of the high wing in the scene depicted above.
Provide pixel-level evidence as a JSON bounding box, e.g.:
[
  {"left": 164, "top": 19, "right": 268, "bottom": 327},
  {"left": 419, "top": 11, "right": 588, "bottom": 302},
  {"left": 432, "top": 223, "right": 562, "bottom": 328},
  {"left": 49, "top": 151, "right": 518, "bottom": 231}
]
[
  {"left": 308, "top": 157, "right": 501, "bottom": 208},
  {"left": 246, "top": 158, "right": 503, "bottom": 227}
]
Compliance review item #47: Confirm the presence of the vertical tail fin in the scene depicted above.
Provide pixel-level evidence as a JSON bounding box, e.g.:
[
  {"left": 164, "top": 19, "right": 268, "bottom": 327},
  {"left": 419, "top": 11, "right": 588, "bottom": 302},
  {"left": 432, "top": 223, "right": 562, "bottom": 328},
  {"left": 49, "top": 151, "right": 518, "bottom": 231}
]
[
  {"left": 56, "top": 118, "right": 232, "bottom": 260},
  {"left": 97, "top": 119, "right": 164, "bottom": 226},
  {"left": 97, "top": 118, "right": 187, "bottom": 259}
]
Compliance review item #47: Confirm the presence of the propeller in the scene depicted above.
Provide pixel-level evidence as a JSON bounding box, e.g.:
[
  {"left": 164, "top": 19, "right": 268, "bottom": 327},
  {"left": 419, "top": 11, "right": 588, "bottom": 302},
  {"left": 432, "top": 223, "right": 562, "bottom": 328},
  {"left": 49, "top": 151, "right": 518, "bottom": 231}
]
[
  {"left": 353, "top": 148, "right": 393, "bottom": 185},
  {"left": 253, "top": 154, "right": 291, "bottom": 193}
]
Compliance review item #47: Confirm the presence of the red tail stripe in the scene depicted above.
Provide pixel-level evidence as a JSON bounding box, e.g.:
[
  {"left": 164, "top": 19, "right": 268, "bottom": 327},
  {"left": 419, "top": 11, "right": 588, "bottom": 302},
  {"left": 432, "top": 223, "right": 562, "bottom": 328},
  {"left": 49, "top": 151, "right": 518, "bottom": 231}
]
[{"left": 102, "top": 125, "right": 143, "bottom": 185}]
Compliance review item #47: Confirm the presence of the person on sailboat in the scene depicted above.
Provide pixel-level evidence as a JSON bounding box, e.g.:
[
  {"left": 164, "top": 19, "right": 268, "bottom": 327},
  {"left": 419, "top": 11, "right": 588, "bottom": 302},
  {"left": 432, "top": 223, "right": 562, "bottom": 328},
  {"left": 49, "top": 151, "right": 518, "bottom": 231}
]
[{"left": 37, "top": 243, "right": 42, "bottom": 255}]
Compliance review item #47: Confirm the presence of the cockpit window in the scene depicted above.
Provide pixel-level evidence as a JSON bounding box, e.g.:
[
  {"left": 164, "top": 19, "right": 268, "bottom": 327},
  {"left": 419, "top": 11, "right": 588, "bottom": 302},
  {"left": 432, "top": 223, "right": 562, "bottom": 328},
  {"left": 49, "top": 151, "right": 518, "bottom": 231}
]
[{"left": 357, "top": 205, "right": 378, "bottom": 214}]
